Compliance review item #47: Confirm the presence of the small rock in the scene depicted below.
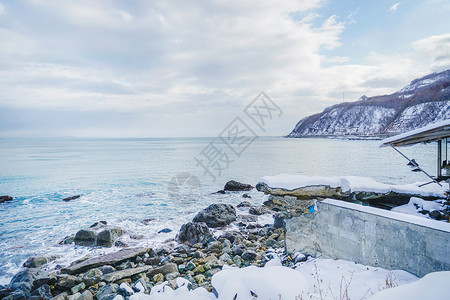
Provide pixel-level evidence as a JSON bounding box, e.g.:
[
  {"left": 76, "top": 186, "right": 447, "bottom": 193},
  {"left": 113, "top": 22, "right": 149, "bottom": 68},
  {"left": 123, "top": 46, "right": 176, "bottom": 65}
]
[
  {"left": 77, "top": 290, "right": 93, "bottom": 300},
  {"left": 193, "top": 204, "right": 237, "bottom": 228},
  {"left": 266, "top": 238, "right": 278, "bottom": 247},
  {"left": 212, "top": 190, "right": 226, "bottom": 194},
  {"left": 67, "top": 292, "right": 81, "bottom": 300},
  {"left": 152, "top": 273, "right": 164, "bottom": 283},
  {"left": 23, "top": 257, "right": 48, "bottom": 268},
  {"left": 242, "top": 194, "right": 252, "bottom": 199},
  {"left": 193, "top": 274, "right": 205, "bottom": 284},
  {"left": 429, "top": 210, "right": 443, "bottom": 220},
  {"left": 130, "top": 234, "right": 144, "bottom": 240},
  {"left": 62, "top": 195, "right": 81, "bottom": 202},
  {"left": 147, "top": 263, "right": 178, "bottom": 279},
  {"left": 158, "top": 228, "right": 172, "bottom": 234},
  {"left": 70, "top": 282, "right": 85, "bottom": 295},
  {"left": 141, "top": 218, "right": 156, "bottom": 225},
  {"left": 165, "top": 272, "right": 180, "bottom": 281},
  {"left": 237, "top": 201, "right": 252, "bottom": 208},
  {"left": 249, "top": 205, "right": 271, "bottom": 216},
  {"left": 185, "top": 261, "right": 196, "bottom": 271},
  {"left": 273, "top": 213, "right": 285, "bottom": 228},
  {"left": 81, "top": 268, "right": 102, "bottom": 287},
  {"left": 233, "top": 256, "right": 243, "bottom": 267},
  {"left": 30, "top": 284, "right": 52, "bottom": 300},
  {"left": 96, "top": 284, "right": 119, "bottom": 300},
  {"left": 177, "top": 222, "right": 212, "bottom": 245},
  {"left": 241, "top": 250, "right": 257, "bottom": 261},
  {"left": 0, "top": 195, "right": 13, "bottom": 203},
  {"left": 223, "top": 180, "right": 253, "bottom": 191}
]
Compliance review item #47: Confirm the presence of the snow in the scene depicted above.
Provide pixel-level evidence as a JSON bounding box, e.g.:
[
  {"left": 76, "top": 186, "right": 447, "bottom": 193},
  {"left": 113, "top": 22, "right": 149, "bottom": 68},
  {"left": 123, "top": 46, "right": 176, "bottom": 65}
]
[
  {"left": 295, "top": 258, "right": 417, "bottom": 300},
  {"left": 212, "top": 265, "right": 309, "bottom": 299},
  {"left": 391, "top": 197, "right": 447, "bottom": 220},
  {"left": 323, "top": 199, "right": 450, "bottom": 232},
  {"left": 124, "top": 255, "right": 427, "bottom": 300},
  {"left": 367, "top": 271, "right": 450, "bottom": 300},
  {"left": 379, "top": 119, "right": 450, "bottom": 147},
  {"left": 259, "top": 174, "right": 447, "bottom": 198}
]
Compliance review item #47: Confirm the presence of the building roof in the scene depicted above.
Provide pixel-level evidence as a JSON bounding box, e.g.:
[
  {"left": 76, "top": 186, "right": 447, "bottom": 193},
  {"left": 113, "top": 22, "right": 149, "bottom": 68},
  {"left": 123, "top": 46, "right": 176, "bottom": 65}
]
[{"left": 380, "top": 119, "right": 450, "bottom": 147}]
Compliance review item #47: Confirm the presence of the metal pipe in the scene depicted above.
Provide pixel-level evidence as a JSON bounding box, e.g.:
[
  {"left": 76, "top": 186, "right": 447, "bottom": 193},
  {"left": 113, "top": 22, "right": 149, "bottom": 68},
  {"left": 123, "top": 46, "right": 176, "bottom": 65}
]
[
  {"left": 390, "top": 145, "right": 442, "bottom": 187},
  {"left": 437, "top": 140, "right": 442, "bottom": 178}
]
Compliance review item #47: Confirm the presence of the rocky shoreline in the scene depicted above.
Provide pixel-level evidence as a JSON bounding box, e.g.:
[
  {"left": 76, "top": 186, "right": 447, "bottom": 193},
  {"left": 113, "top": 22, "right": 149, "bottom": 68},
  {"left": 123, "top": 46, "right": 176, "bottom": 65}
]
[{"left": 0, "top": 182, "right": 299, "bottom": 300}]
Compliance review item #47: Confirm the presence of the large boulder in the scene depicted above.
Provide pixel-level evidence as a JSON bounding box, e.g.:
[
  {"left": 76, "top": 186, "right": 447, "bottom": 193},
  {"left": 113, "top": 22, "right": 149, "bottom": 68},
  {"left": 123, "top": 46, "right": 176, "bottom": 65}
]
[
  {"left": 193, "top": 204, "right": 236, "bottom": 228},
  {"left": 224, "top": 180, "right": 253, "bottom": 191},
  {"left": 8, "top": 268, "right": 50, "bottom": 296},
  {"left": 177, "top": 222, "right": 212, "bottom": 245},
  {"left": 74, "top": 222, "right": 124, "bottom": 247}
]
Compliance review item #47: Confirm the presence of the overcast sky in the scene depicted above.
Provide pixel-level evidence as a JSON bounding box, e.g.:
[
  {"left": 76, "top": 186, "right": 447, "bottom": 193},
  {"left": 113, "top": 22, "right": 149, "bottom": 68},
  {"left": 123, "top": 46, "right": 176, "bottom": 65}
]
[{"left": 0, "top": 0, "right": 449, "bottom": 137}]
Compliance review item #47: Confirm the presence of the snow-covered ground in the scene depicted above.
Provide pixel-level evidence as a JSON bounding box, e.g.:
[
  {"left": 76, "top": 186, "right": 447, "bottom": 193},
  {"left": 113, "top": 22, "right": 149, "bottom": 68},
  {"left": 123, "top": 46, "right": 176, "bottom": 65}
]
[
  {"left": 259, "top": 174, "right": 447, "bottom": 198},
  {"left": 121, "top": 255, "right": 450, "bottom": 300}
]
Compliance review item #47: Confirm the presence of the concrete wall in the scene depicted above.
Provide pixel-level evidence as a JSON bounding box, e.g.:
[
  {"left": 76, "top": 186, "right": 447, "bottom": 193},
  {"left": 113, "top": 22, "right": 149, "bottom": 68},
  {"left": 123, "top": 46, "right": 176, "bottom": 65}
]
[{"left": 285, "top": 199, "right": 450, "bottom": 277}]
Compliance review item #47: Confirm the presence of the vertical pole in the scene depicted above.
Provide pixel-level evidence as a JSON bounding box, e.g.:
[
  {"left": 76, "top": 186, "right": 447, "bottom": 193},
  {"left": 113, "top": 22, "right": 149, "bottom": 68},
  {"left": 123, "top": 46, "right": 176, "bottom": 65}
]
[{"left": 437, "top": 140, "right": 442, "bottom": 178}]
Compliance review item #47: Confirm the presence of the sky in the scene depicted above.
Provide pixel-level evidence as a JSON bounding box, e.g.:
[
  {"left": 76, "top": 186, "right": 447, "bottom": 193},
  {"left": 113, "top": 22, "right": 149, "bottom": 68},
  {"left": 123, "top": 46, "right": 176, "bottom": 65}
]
[{"left": 0, "top": 0, "right": 449, "bottom": 138}]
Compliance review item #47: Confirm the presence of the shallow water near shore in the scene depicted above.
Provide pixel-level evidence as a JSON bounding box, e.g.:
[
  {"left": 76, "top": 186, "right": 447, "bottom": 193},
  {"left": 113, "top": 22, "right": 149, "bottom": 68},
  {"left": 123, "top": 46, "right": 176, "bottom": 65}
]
[{"left": 0, "top": 137, "right": 437, "bottom": 284}]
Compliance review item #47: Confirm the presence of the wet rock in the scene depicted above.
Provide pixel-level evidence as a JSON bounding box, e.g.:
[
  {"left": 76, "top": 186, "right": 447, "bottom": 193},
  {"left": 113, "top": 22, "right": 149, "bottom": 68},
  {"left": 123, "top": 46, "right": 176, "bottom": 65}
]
[
  {"left": 212, "top": 190, "right": 226, "bottom": 194},
  {"left": 81, "top": 268, "right": 102, "bottom": 287},
  {"left": 55, "top": 274, "right": 79, "bottom": 290},
  {"left": 30, "top": 284, "right": 51, "bottom": 300},
  {"left": 0, "top": 287, "right": 12, "bottom": 299},
  {"left": 0, "top": 195, "right": 13, "bottom": 203},
  {"left": 147, "top": 263, "right": 178, "bottom": 279},
  {"left": 177, "top": 222, "right": 212, "bottom": 245},
  {"left": 8, "top": 268, "right": 50, "bottom": 295},
  {"left": 96, "top": 284, "right": 118, "bottom": 300},
  {"left": 62, "top": 195, "right": 81, "bottom": 202},
  {"left": 152, "top": 273, "right": 164, "bottom": 283},
  {"left": 49, "top": 292, "right": 68, "bottom": 300},
  {"left": 241, "top": 250, "right": 257, "bottom": 261},
  {"left": 237, "top": 201, "right": 252, "bottom": 208},
  {"left": 102, "top": 266, "right": 151, "bottom": 283},
  {"left": 74, "top": 222, "right": 124, "bottom": 247},
  {"left": 158, "top": 228, "right": 172, "bottom": 234},
  {"left": 273, "top": 213, "right": 285, "bottom": 228},
  {"left": 224, "top": 180, "right": 253, "bottom": 191},
  {"left": 70, "top": 282, "right": 85, "bottom": 294},
  {"left": 61, "top": 247, "right": 151, "bottom": 275},
  {"left": 23, "top": 256, "right": 48, "bottom": 268},
  {"left": 193, "top": 204, "right": 236, "bottom": 228},
  {"left": 429, "top": 210, "right": 443, "bottom": 220},
  {"left": 141, "top": 218, "right": 156, "bottom": 225},
  {"left": 194, "top": 274, "right": 206, "bottom": 284},
  {"left": 237, "top": 215, "right": 258, "bottom": 223},
  {"left": 232, "top": 244, "right": 246, "bottom": 256},
  {"left": 249, "top": 205, "right": 271, "bottom": 215},
  {"left": 77, "top": 290, "right": 93, "bottom": 300},
  {"left": 3, "top": 290, "right": 26, "bottom": 300},
  {"left": 130, "top": 234, "right": 144, "bottom": 240}
]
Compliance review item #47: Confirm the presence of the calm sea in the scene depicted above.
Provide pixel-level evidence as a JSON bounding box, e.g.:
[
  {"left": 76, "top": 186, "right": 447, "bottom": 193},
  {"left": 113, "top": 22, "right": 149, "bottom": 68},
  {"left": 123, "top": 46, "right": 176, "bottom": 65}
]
[{"left": 0, "top": 137, "right": 436, "bottom": 283}]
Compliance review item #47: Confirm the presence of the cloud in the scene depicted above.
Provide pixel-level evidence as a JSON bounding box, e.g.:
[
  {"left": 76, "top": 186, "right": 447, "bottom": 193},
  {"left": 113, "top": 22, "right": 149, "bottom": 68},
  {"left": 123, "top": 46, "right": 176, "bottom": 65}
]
[
  {"left": 413, "top": 33, "right": 450, "bottom": 70},
  {"left": 0, "top": 3, "right": 4, "bottom": 15},
  {"left": 388, "top": 2, "right": 401, "bottom": 12},
  {"left": 0, "top": 0, "right": 447, "bottom": 137}
]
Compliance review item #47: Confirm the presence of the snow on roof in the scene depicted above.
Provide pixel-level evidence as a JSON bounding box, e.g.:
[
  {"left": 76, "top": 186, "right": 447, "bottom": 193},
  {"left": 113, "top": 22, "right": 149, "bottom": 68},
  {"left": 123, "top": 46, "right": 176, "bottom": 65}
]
[
  {"left": 380, "top": 119, "right": 450, "bottom": 147},
  {"left": 259, "top": 174, "right": 447, "bottom": 198}
]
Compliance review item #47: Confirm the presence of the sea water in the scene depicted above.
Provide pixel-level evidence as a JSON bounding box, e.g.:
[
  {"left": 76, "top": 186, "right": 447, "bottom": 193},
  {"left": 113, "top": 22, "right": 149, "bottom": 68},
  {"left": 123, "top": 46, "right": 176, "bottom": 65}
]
[{"left": 0, "top": 137, "right": 436, "bottom": 284}]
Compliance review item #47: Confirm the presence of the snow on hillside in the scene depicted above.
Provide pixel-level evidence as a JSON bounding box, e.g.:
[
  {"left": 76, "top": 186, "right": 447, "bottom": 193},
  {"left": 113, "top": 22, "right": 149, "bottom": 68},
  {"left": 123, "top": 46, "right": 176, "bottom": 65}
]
[{"left": 289, "top": 69, "right": 450, "bottom": 137}]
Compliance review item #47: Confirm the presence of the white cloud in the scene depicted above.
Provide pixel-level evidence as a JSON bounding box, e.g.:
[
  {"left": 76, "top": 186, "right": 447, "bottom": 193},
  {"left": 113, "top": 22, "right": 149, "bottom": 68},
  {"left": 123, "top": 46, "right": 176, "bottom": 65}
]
[
  {"left": 0, "top": 0, "right": 447, "bottom": 137},
  {"left": 388, "top": 2, "right": 401, "bottom": 12},
  {"left": 413, "top": 33, "right": 450, "bottom": 71}
]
